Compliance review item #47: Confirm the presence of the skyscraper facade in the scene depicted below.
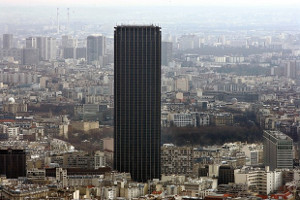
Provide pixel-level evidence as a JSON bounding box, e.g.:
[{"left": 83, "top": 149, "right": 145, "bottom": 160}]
[
  {"left": 26, "top": 37, "right": 37, "bottom": 48},
  {"left": 162, "top": 41, "right": 173, "bottom": 66},
  {"left": 114, "top": 25, "right": 161, "bottom": 182},
  {"left": 263, "top": 130, "right": 293, "bottom": 170},
  {"left": 87, "top": 35, "right": 106, "bottom": 65},
  {"left": 22, "top": 48, "right": 39, "bottom": 65},
  {"left": 0, "top": 149, "right": 26, "bottom": 178},
  {"left": 3, "top": 34, "right": 13, "bottom": 49},
  {"left": 36, "top": 37, "right": 56, "bottom": 61}
]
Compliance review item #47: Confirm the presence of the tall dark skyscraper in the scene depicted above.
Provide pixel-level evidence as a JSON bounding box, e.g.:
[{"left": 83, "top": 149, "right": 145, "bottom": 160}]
[
  {"left": 114, "top": 25, "right": 161, "bottom": 182},
  {"left": 0, "top": 149, "right": 26, "bottom": 178}
]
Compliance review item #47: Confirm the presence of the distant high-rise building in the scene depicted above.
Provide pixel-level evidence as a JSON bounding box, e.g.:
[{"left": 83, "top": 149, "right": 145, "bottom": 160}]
[
  {"left": 0, "top": 149, "right": 26, "bottom": 178},
  {"left": 36, "top": 37, "right": 56, "bottom": 61},
  {"left": 47, "top": 37, "right": 57, "bottom": 60},
  {"left": 75, "top": 47, "right": 87, "bottom": 60},
  {"left": 162, "top": 41, "right": 173, "bottom": 66},
  {"left": 62, "top": 35, "right": 77, "bottom": 48},
  {"left": 22, "top": 48, "right": 39, "bottom": 65},
  {"left": 3, "top": 34, "right": 13, "bottom": 49},
  {"left": 36, "top": 37, "right": 47, "bottom": 60},
  {"left": 63, "top": 47, "right": 75, "bottom": 59},
  {"left": 114, "top": 25, "right": 161, "bottom": 182},
  {"left": 263, "top": 130, "right": 293, "bottom": 171},
  {"left": 62, "top": 35, "right": 70, "bottom": 48},
  {"left": 178, "top": 35, "right": 200, "bottom": 50},
  {"left": 87, "top": 35, "right": 105, "bottom": 65},
  {"left": 284, "top": 60, "right": 297, "bottom": 79},
  {"left": 26, "top": 37, "right": 37, "bottom": 48}
]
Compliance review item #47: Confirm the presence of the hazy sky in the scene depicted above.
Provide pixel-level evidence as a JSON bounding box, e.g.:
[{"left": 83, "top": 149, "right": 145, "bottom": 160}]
[{"left": 1, "top": 0, "right": 300, "bottom": 6}]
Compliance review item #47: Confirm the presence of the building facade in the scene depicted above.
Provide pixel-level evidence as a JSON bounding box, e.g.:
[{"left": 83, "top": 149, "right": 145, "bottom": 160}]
[
  {"left": 0, "top": 149, "right": 26, "bottom": 178},
  {"left": 161, "top": 41, "right": 173, "bottom": 66},
  {"left": 22, "top": 48, "right": 39, "bottom": 65},
  {"left": 36, "top": 36, "right": 56, "bottom": 61},
  {"left": 114, "top": 25, "right": 161, "bottom": 182},
  {"left": 263, "top": 130, "right": 293, "bottom": 170},
  {"left": 161, "top": 144, "right": 194, "bottom": 176},
  {"left": 87, "top": 35, "right": 105, "bottom": 65},
  {"left": 26, "top": 37, "right": 37, "bottom": 48},
  {"left": 3, "top": 34, "right": 13, "bottom": 49},
  {"left": 234, "top": 167, "right": 283, "bottom": 195}
]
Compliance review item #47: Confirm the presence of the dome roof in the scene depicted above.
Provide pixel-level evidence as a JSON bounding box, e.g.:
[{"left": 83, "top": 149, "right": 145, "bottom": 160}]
[
  {"left": 231, "top": 98, "right": 238, "bottom": 104},
  {"left": 8, "top": 97, "right": 15, "bottom": 104}
]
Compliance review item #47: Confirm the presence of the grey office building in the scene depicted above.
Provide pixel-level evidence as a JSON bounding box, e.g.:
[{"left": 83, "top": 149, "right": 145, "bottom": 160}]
[
  {"left": 162, "top": 41, "right": 173, "bottom": 66},
  {"left": 76, "top": 47, "right": 87, "bottom": 59},
  {"left": 87, "top": 35, "right": 105, "bottom": 65},
  {"left": 26, "top": 37, "right": 37, "bottom": 48},
  {"left": 36, "top": 37, "right": 56, "bottom": 61},
  {"left": 114, "top": 25, "right": 161, "bottom": 182},
  {"left": 22, "top": 48, "right": 39, "bottom": 65},
  {"left": 263, "top": 130, "right": 293, "bottom": 170},
  {"left": 3, "top": 34, "right": 13, "bottom": 49}
]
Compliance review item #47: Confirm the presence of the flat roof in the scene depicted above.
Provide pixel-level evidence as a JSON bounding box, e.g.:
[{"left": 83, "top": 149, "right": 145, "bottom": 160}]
[{"left": 264, "top": 130, "right": 292, "bottom": 141}]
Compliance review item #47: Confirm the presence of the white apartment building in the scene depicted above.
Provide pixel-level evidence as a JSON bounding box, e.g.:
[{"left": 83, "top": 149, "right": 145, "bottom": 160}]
[
  {"left": 234, "top": 167, "right": 282, "bottom": 195},
  {"left": 102, "top": 186, "right": 118, "bottom": 200},
  {"left": 94, "top": 151, "right": 106, "bottom": 169},
  {"left": 169, "top": 113, "right": 196, "bottom": 127},
  {"left": 56, "top": 168, "right": 67, "bottom": 189},
  {"left": 8, "top": 127, "right": 19, "bottom": 138}
]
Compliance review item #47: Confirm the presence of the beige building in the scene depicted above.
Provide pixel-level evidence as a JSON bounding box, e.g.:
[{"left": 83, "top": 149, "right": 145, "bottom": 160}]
[
  {"left": 1, "top": 185, "right": 49, "bottom": 200},
  {"left": 39, "top": 76, "right": 49, "bottom": 88},
  {"left": 71, "top": 121, "right": 99, "bottom": 132},
  {"left": 100, "top": 137, "right": 114, "bottom": 152},
  {"left": 3, "top": 98, "right": 27, "bottom": 114},
  {"left": 210, "top": 113, "right": 233, "bottom": 126},
  {"left": 175, "top": 77, "right": 189, "bottom": 92}
]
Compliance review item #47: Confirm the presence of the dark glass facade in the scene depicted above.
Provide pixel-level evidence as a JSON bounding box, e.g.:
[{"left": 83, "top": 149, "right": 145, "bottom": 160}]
[
  {"left": 114, "top": 25, "right": 161, "bottom": 182},
  {"left": 0, "top": 149, "right": 26, "bottom": 178}
]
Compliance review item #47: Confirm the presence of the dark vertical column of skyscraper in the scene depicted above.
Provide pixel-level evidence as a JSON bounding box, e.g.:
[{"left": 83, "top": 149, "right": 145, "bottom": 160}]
[
  {"left": 0, "top": 149, "right": 26, "bottom": 178},
  {"left": 114, "top": 25, "right": 161, "bottom": 182}
]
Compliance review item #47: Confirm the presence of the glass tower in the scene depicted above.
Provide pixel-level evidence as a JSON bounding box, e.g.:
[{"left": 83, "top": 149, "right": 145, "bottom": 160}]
[
  {"left": 114, "top": 25, "right": 161, "bottom": 182},
  {"left": 263, "top": 130, "right": 293, "bottom": 170}
]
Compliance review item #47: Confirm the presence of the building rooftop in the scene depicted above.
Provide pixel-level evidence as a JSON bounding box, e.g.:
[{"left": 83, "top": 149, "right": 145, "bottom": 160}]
[
  {"left": 115, "top": 25, "right": 161, "bottom": 29},
  {"left": 265, "top": 130, "right": 292, "bottom": 141}
]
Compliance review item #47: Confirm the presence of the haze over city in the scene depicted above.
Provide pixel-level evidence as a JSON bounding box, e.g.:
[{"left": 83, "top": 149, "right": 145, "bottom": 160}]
[
  {"left": 1, "top": 0, "right": 300, "bottom": 36},
  {"left": 1, "top": 0, "right": 300, "bottom": 6}
]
